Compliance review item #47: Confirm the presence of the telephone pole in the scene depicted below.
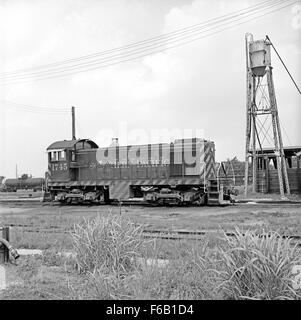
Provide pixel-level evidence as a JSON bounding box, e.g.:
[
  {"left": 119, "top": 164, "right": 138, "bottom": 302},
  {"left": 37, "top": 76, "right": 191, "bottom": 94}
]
[{"left": 71, "top": 106, "right": 76, "bottom": 140}]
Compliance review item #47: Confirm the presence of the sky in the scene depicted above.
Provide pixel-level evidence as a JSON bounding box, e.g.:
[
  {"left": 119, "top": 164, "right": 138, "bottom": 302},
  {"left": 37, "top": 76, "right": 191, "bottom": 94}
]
[{"left": 0, "top": 0, "right": 300, "bottom": 178}]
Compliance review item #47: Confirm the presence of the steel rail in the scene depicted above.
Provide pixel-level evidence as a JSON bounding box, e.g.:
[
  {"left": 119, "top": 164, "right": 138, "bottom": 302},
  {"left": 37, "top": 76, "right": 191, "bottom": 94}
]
[{"left": 4, "top": 224, "right": 301, "bottom": 244}]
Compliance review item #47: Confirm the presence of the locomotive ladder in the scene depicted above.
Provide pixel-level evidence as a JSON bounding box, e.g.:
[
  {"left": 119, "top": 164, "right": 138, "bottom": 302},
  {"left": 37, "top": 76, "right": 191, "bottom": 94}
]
[{"left": 207, "top": 179, "right": 223, "bottom": 206}]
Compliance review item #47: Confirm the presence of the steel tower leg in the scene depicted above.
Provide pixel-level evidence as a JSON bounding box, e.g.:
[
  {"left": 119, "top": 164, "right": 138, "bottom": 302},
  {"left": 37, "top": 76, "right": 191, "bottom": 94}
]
[
  {"left": 266, "top": 68, "right": 286, "bottom": 198},
  {"left": 267, "top": 68, "right": 291, "bottom": 196},
  {"left": 251, "top": 76, "right": 257, "bottom": 193},
  {"left": 244, "top": 71, "right": 252, "bottom": 196}
]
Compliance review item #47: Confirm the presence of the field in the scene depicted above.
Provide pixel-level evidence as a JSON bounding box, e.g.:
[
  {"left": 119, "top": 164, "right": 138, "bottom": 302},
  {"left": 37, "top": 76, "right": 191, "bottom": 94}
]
[{"left": 1, "top": 199, "right": 301, "bottom": 300}]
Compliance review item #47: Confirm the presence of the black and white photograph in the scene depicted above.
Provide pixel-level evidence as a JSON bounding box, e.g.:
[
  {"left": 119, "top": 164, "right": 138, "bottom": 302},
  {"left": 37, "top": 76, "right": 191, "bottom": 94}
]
[{"left": 0, "top": 0, "right": 301, "bottom": 305}]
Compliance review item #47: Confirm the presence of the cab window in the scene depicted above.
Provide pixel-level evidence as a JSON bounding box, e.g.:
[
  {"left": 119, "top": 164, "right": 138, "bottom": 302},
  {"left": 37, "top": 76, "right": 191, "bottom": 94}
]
[
  {"left": 50, "top": 151, "right": 59, "bottom": 161},
  {"left": 71, "top": 151, "right": 76, "bottom": 162},
  {"left": 49, "top": 151, "right": 60, "bottom": 162},
  {"left": 59, "top": 151, "right": 66, "bottom": 160}
]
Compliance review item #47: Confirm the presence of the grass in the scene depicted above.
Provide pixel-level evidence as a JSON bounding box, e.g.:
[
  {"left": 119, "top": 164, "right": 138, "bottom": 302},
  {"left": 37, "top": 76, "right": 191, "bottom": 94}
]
[
  {"left": 70, "top": 214, "right": 145, "bottom": 276},
  {"left": 2, "top": 210, "right": 301, "bottom": 300},
  {"left": 67, "top": 215, "right": 301, "bottom": 300},
  {"left": 57, "top": 214, "right": 220, "bottom": 299},
  {"left": 67, "top": 237, "right": 218, "bottom": 300},
  {"left": 130, "top": 240, "right": 219, "bottom": 300},
  {"left": 215, "top": 228, "right": 301, "bottom": 300},
  {"left": 1, "top": 252, "right": 79, "bottom": 300},
  {"left": 2, "top": 201, "right": 301, "bottom": 242}
]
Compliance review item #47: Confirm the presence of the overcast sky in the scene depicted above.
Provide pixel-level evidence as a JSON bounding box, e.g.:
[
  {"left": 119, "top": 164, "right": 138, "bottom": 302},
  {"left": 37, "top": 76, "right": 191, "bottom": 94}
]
[{"left": 0, "top": 0, "right": 300, "bottom": 178}]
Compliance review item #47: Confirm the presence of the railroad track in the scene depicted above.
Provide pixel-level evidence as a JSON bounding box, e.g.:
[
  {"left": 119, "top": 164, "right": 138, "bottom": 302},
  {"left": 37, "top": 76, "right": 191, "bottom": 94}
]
[{"left": 3, "top": 223, "right": 301, "bottom": 244}]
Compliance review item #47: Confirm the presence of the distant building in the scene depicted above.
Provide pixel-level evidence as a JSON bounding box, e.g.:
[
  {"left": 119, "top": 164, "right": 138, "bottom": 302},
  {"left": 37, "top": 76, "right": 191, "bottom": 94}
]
[
  {"left": 217, "top": 157, "right": 252, "bottom": 186},
  {"left": 256, "top": 146, "right": 301, "bottom": 194}
]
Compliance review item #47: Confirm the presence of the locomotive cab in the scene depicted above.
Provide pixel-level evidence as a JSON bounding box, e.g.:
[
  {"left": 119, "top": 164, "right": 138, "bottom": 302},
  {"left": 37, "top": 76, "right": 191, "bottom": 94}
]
[
  {"left": 47, "top": 139, "right": 98, "bottom": 178},
  {"left": 46, "top": 139, "right": 99, "bottom": 202}
]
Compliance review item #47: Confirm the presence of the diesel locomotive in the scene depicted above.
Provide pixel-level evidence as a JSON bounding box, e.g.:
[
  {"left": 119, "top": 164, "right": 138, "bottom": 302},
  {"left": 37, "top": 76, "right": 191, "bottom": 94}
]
[{"left": 46, "top": 137, "right": 234, "bottom": 205}]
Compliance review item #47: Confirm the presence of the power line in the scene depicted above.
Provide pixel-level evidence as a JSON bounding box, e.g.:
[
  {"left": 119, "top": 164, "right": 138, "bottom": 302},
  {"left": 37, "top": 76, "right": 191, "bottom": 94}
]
[
  {"left": 0, "top": 0, "right": 288, "bottom": 82},
  {"left": 0, "top": 0, "right": 278, "bottom": 78},
  {"left": 1, "top": 99, "right": 69, "bottom": 110},
  {"left": 1, "top": 99, "right": 71, "bottom": 114},
  {"left": 3, "top": 109, "right": 69, "bottom": 114},
  {"left": 1, "top": 0, "right": 297, "bottom": 85}
]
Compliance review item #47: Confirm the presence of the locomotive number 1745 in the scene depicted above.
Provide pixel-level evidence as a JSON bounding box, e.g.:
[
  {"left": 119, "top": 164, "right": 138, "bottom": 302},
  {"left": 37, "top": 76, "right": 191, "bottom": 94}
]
[{"left": 51, "top": 163, "right": 68, "bottom": 171}]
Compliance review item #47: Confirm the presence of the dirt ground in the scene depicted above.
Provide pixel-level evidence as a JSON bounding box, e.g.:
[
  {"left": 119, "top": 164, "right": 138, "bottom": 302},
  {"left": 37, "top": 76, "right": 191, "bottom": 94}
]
[
  {"left": 0, "top": 200, "right": 300, "bottom": 255},
  {"left": 0, "top": 200, "right": 301, "bottom": 235}
]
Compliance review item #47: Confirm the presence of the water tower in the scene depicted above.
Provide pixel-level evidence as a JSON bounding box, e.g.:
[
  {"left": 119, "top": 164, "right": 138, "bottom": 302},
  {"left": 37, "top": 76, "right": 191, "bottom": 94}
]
[
  {"left": 244, "top": 33, "right": 290, "bottom": 198},
  {"left": 248, "top": 40, "right": 271, "bottom": 77}
]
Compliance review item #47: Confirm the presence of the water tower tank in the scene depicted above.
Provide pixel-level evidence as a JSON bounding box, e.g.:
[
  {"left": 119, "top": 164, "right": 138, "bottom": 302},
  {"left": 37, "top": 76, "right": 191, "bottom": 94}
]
[{"left": 249, "top": 40, "right": 271, "bottom": 77}]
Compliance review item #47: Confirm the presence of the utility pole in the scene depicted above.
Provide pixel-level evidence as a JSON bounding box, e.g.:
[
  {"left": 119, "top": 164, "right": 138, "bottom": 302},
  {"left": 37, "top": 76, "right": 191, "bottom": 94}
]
[
  {"left": 244, "top": 34, "right": 290, "bottom": 198},
  {"left": 15, "top": 164, "right": 18, "bottom": 179},
  {"left": 71, "top": 106, "right": 76, "bottom": 140},
  {"left": 244, "top": 33, "right": 253, "bottom": 196}
]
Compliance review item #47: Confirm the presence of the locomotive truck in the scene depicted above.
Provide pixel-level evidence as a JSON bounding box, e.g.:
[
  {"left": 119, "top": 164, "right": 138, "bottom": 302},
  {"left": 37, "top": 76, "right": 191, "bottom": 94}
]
[{"left": 46, "top": 137, "right": 235, "bottom": 205}]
